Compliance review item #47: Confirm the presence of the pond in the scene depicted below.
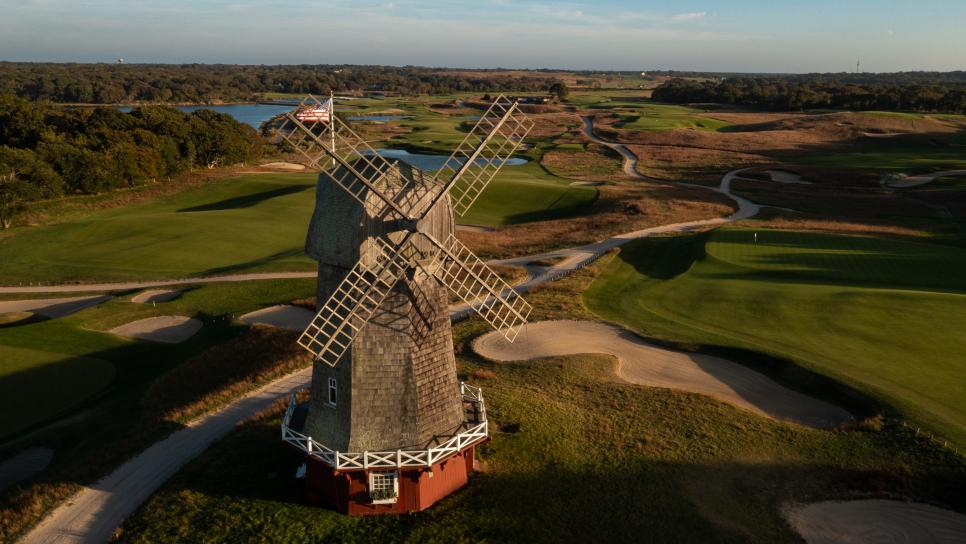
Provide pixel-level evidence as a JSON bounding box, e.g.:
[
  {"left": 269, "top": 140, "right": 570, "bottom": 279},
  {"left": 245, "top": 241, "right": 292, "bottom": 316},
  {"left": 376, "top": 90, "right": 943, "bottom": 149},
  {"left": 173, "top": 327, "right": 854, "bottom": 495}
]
[
  {"left": 367, "top": 148, "right": 528, "bottom": 171},
  {"left": 118, "top": 103, "right": 292, "bottom": 129}
]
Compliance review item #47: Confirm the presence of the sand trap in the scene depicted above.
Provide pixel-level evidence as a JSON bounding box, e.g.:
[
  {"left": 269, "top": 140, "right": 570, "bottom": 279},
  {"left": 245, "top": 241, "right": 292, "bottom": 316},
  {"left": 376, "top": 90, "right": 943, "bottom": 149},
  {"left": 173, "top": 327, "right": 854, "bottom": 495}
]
[
  {"left": 0, "top": 447, "right": 54, "bottom": 492},
  {"left": 131, "top": 289, "right": 181, "bottom": 304},
  {"left": 0, "top": 295, "right": 111, "bottom": 318},
  {"left": 766, "top": 169, "right": 811, "bottom": 184},
  {"left": 785, "top": 500, "right": 966, "bottom": 544},
  {"left": 239, "top": 305, "right": 314, "bottom": 332},
  {"left": 887, "top": 170, "right": 966, "bottom": 188},
  {"left": 259, "top": 162, "right": 306, "bottom": 171},
  {"left": 110, "top": 315, "right": 202, "bottom": 343},
  {"left": 473, "top": 320, "right": 852, "bottom": 428},
  {"left": 570, "top": 181, "right": 605, "bottom": 186}
]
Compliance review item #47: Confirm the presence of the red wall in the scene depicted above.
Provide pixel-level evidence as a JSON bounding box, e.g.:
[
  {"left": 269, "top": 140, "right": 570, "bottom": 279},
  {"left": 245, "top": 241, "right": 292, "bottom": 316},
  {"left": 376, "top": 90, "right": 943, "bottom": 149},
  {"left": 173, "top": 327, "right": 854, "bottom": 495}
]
[{"left": 304, "top": 447, "right": 476, "bottom": 515}]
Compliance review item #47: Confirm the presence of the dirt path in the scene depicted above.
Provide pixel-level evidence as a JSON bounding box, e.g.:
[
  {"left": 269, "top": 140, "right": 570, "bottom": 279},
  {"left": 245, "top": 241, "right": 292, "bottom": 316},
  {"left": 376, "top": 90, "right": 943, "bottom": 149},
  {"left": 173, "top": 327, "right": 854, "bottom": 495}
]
[
  {"left": 473, "top": 321, "right": 852, "bottom": 428},
  {"left": 785, "top": 500, "right": 966, "bottom": 543}
]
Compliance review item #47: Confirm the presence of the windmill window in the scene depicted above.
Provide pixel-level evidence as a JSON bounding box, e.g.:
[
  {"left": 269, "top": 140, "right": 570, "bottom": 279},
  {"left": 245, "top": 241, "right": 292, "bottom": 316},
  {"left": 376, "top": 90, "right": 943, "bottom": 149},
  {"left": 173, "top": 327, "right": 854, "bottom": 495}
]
[
  {"left": 369, "top": 472, "right": 398, "bottom": 504},
  {"left": 327, "top": 377, "right": 337, "bottom": 407}
]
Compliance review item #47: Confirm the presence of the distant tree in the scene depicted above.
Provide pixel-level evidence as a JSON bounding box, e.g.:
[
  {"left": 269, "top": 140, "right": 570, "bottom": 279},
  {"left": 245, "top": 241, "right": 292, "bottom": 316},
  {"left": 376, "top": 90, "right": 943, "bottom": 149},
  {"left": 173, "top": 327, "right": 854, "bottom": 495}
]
[
  {"left": 0, "top": 146, "right": 61, "bottom": 228},
  {"left": 548, "top": 82, "right": 569, "bottom": 100}
]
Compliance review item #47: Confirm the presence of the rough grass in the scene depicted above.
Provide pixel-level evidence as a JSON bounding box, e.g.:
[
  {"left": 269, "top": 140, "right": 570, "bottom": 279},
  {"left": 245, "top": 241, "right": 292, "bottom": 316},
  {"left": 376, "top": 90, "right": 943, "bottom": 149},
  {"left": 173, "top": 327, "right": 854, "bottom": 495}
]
[
  {"left": 584, "top": 228, "right": 966, "bottom": 448},
  {"left": 118, "top": 319, "right": 966, "bottom": 543}
]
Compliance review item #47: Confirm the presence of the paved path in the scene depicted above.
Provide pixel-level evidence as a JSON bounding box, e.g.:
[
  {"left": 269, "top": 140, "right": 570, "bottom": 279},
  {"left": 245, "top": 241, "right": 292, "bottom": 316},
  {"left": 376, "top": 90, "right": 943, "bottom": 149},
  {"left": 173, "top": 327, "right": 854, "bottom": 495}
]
[
  {"left": 0, "top": 296, "right": 113, "bottom": 318},
  {"left": 784, "top": 500, "right": 966, "bottom": 544},
  {"left": 0, "top": 272, "right": 316, "bottom": 294},
  {"left": 581, "top": 115, "right": 653, "bottom": 180},
  {"left": 21, "top": 369, "right": 312, "bottom": 544},
  {"left": 473, "top": 320, "right": 852, "bottom": 428},
  {"left": 19, "top": 121, "right": 761, "bottom": 543}
]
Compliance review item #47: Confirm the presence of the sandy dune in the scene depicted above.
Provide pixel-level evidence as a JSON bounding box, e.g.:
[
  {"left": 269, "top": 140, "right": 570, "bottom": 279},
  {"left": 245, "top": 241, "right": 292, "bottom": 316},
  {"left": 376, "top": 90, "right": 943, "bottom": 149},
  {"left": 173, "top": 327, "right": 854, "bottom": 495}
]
[
  {"left": 130, "top": 289, "right": 181, "bottom": 304},
  {"left": 109, "top": 315, "right": 202, "bottom": 343},
  {"left": 473, "top": 320, "right": 852, "bottom": 428},
  {"left": 0, "top": 295, "right": 111, "bottom": 318},
  {"left": 239, "top": 305, "right": 314, "bottom": 331},
  {"left": 785, "top": 500, "right": 966, "bottom": 544}
]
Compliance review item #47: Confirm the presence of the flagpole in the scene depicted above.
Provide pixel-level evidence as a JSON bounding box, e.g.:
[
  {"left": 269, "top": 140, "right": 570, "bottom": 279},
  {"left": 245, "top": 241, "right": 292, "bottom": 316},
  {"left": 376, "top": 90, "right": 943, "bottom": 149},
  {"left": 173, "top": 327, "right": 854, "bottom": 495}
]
[{"left": 329, "top": 90, "right": 336, "bottom": 168}]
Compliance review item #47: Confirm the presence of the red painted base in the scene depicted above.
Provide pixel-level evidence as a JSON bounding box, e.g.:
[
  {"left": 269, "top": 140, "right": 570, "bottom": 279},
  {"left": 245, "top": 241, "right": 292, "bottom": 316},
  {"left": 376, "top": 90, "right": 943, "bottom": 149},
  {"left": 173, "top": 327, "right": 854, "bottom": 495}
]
[{"left": 303, "top": 447, "right": 477, "bottom": 515}]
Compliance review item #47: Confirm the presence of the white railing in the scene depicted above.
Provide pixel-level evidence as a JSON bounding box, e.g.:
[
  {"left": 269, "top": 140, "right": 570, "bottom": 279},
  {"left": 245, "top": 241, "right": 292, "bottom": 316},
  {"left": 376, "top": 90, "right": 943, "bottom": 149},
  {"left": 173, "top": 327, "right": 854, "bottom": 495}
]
[{"left": 281, "top": 383, "right": 488, "bottom": 471}]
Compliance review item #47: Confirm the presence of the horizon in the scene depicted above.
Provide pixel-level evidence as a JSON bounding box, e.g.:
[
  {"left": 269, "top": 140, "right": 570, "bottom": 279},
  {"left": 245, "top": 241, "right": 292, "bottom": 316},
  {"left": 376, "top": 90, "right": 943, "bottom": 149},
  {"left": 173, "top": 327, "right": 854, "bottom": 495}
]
[{"left": 2, "top": 1, "right": 965, "bottom": 72}]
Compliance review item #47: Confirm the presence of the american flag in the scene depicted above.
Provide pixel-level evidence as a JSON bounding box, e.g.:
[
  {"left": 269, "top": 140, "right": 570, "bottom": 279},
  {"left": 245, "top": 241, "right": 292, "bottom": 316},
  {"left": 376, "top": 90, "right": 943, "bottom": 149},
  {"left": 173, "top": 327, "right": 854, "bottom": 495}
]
[{"left": 295, "top": 98, "right": 332, "bottom": 123}]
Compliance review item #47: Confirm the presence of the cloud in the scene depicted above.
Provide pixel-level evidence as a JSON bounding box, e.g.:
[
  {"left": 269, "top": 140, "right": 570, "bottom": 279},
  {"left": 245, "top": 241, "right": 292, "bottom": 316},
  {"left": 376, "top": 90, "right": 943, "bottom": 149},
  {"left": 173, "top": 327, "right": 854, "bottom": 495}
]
[{"left": 672, "top": 11, "right": 706, "bottom": 22}]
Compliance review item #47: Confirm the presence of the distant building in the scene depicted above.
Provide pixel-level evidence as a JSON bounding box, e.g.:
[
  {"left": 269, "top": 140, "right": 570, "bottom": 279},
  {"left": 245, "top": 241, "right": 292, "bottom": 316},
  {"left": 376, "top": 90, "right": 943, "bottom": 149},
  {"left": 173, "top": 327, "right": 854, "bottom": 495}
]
[{"left": 509, "top": 95, "right": 550, "bottom": 105}]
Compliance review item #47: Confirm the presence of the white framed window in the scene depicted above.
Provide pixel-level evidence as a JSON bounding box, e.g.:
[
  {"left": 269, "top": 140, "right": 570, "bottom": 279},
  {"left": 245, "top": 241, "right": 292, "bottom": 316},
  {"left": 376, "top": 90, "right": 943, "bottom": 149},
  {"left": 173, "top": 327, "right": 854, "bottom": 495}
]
[
  {"left": 369, "top": 471, "right": 398, "bottom": 504},
  {"left": 327, "top": 377, "right": 337, "bottom": 407}
]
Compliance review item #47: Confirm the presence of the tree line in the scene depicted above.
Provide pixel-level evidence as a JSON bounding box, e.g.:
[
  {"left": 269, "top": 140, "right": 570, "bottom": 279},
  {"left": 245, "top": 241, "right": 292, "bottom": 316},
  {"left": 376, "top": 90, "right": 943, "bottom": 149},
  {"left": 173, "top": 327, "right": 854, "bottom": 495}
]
[
  {"left": 652, "top": 77, "right": 966, "bottom": 114},
  {"left": 0, "top": 63, "right": 564, "bottom": 104},
  {"left": 0, "top": 95, "right": 261, "bottom": 228}
]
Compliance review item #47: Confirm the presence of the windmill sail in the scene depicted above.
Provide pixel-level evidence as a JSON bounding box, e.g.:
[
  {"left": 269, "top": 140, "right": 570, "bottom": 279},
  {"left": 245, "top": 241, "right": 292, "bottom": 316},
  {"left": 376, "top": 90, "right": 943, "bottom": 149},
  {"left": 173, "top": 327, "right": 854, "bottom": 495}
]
[
  {"left": 434, "top": 95, "right": 535, "bottom": 216},
  {"left": 298, "top": 237, "right": 412, "bottom": 366},
  {"left": 276, "top": 95, "right": 439, "bottom": 219},
  {"left": 428, "top": 234, "right": 532, "bottom": 342}
]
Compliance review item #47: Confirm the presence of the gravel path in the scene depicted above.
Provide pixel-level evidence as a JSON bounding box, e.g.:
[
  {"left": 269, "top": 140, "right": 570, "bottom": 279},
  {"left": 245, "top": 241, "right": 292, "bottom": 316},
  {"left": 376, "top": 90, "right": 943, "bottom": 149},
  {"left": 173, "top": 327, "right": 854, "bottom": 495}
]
[
  {"left": 20, "top": 369, "right": 312, "bottom": 544},
  {"left": 473, "top": 320, "right": 852, "bottom": 428},
  {"left": 785, "top": 500, "right": 966, "bottom": 543}
]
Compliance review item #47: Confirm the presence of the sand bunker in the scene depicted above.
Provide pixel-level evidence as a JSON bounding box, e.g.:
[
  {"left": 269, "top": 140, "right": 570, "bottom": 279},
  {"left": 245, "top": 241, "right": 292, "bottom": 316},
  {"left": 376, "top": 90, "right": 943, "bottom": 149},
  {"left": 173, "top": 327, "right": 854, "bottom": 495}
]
[
  {"left": 239, "top": 305, "right": 314, "bottom": 331},
  {"left": 570, "top": 181, "right": 605, "bottom": 186},
  {"left": 110, "top": 315, "right": 202, "bottom": 343},
  {"left": 259, "top": 162, "right": 306, "bottom": 171},
  {"left": 473, "top": 320, "right": 852, "bottom": 428},
  {"left": 0, "top": 295, "right": 111, "bottom": 318},
  {"left": 785, "top": 500, "right": 966, "bottom": 544},
  {"left": 766, "top": 169, "right": 811, "bottom": 184},
  {"left": 131, "top": 289, "right": 181, "bottom": 304},
  {"left": 0, "top": 447, "right": 54, "bottom": 492}
]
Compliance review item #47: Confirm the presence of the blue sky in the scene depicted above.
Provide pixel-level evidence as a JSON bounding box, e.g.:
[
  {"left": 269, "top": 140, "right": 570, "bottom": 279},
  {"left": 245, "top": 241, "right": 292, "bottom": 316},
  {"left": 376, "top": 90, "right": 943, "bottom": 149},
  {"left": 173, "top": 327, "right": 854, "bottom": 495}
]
[{"left": 1, "top": 0, "right": 964, "bottom": 72}]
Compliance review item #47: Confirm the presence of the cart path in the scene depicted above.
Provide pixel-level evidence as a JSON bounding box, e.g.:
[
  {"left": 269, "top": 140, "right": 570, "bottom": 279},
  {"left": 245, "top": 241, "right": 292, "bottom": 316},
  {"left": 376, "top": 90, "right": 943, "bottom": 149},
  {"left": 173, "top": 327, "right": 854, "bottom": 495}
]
[
  {"left": 784, "top": 500, "right": 966, "bottom": 544},
  {"left": 19, "top": 124, "right": 761, "bottom": 543},
  {"left": 0, "top": 272, "right": 317, "bottom": 294},
  {"left": 473, "top": 320, "right": 852, "bottom": 428},
  {"left": 20, "top": 369, "right": 312, "bottom": 544}
]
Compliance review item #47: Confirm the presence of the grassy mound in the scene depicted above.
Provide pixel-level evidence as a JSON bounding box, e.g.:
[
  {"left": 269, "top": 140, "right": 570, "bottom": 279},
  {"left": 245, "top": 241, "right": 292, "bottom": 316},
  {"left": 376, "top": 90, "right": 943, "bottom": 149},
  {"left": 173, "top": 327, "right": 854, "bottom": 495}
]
[{"left": 584, "top": 228, "right": 966, "bottom": 448}]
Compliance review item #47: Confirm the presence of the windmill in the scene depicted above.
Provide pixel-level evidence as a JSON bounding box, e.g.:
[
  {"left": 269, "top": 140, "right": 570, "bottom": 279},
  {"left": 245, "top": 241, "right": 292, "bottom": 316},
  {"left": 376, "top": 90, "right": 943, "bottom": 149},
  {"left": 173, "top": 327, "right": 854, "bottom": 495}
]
[{"left": 276, "top": 94, "right": 534, "bottom": 514}]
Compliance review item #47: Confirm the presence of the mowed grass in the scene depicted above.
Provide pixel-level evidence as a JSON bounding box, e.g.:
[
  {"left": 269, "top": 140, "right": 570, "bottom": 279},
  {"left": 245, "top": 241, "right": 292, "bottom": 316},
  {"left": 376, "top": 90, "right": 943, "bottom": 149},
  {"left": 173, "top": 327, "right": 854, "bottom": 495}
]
[
  {"left": 458, "top": 163, "right": 598, "bottom": 226},
  {"left": 0, "top": 346, "right": 115, "bottom": 438},
  {"left": 0, "top": 278, "right": 315, "bottom": 441},
  {"left": 584, "top": 229, "right": 966, "bottom": 447},
  {"left": 119, "top": 319, "right": 966, "bottom": 543},
  {"left": 0, "top": 166, "right": 594, "bottom": 282},
  {"left": 614, "top": 103, "right": 732, "bottom": 132}
]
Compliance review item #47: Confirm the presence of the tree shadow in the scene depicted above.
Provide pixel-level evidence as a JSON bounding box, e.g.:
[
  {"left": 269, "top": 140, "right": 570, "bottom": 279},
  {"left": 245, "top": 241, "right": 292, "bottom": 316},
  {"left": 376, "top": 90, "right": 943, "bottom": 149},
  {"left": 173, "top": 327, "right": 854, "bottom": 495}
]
[{"left": 177, "top": 185, "right": 312, "bottom": 213}]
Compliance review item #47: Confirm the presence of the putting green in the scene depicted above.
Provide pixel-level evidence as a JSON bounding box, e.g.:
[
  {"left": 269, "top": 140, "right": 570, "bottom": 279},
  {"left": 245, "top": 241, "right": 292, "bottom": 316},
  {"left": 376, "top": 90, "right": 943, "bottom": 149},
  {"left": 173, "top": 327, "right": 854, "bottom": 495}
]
[
  {"left": 584, "top": 228, "right": 966, "bottom": 447},
  {"left": 0, "top": 345, "right": 115, "bottom": 439}
]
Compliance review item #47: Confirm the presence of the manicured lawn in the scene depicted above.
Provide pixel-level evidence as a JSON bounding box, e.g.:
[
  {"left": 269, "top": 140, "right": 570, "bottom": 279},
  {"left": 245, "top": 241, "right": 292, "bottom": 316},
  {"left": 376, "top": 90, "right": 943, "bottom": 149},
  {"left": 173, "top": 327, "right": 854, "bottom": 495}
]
[
  {"left": 614, "top": 103, "right": 732, "bottom": 132},
  {"left": 584, "top": 229, "right": 966, "bottom": 447},
  {"left": 0, "top": 346, "right": 115, "bottom": 438},
  {"left": 119, "top": 318, "right": 966, "bottom": 542},
  {"left": 459, "top": 163, "right": 598, "bottom": 226},
  {"left": 0, "top": 167, "right": 595, "bottom": 282}
]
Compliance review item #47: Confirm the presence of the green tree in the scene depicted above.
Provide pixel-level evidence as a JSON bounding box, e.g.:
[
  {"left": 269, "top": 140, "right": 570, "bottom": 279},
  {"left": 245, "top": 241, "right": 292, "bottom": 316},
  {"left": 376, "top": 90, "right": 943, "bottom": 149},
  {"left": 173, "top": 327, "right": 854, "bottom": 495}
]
[{"left": 548, "top": 82, "right": 569, "bottom": 101}]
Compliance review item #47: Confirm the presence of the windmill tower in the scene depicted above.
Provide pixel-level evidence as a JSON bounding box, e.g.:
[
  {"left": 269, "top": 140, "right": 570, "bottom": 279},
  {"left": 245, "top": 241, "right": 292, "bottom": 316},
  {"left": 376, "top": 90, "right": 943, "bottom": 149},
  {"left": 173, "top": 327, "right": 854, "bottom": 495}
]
[{"left": 276, "top": 95, "right": 534, "bottom": 514}]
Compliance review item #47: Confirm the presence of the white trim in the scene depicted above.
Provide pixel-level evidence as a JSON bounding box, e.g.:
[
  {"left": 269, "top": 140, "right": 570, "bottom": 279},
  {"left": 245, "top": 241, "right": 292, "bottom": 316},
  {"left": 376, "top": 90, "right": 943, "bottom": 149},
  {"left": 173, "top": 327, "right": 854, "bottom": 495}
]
[
  {"left": 368, "top": 471, "right": 399, "bottom": 504},
  {"left": 281, "top": 383, "right": 487, "bottom": 471}
]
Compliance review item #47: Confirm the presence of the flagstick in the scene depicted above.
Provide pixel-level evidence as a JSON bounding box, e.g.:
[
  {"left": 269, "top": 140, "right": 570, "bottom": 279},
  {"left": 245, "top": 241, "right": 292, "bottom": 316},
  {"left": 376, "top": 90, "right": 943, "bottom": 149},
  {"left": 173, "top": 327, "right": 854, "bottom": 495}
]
[{"left": 330, "top": 91, "right": 336, "bottom": 168}]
